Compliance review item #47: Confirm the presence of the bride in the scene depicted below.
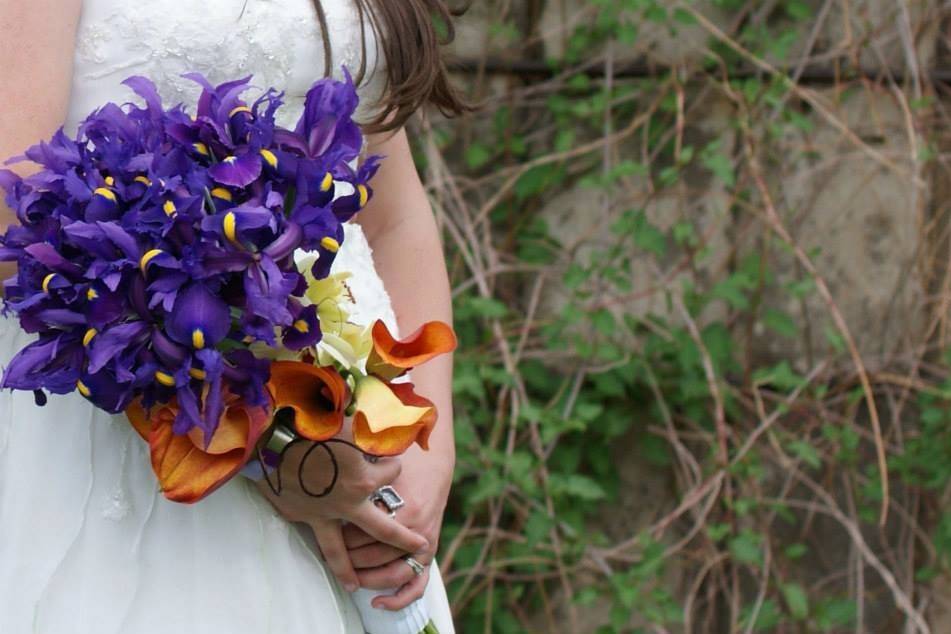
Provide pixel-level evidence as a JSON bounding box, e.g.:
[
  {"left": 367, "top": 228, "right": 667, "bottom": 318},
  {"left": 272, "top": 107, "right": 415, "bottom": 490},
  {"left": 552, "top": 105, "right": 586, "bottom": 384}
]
[{"left": 0, "top": 1, "right": 464, "bottom": 632}]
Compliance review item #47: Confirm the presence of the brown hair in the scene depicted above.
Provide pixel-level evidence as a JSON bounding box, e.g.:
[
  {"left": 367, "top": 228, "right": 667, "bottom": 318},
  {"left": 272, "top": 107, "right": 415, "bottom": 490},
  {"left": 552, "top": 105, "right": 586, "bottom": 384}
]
[{"left": 310, "top": 0, "right": 471, "bottom": 133}]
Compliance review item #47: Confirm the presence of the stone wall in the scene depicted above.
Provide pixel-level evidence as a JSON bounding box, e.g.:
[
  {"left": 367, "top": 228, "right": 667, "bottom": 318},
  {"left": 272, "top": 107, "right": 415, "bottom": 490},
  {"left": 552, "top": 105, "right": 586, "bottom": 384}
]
[{"left": 437, "top": 1, "right": 951, "bottom": 631}]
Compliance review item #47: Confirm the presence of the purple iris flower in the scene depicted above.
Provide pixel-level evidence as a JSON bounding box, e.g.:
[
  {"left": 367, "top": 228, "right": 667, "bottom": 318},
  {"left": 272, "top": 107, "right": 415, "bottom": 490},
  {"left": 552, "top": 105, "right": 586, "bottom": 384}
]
[
  {"left": 78, "top": 366, "right": 137, "bottom": 413},
  {"left": 294, "top": 70, "right": 363, "bottom": 165},
  {"left": 0, "top": 69, "right": 379, "bottom": 440},
  {"left": 0, "top": 333, "right": 84, "bottom": 395},
  {"left": 282, "top": 303, "right": 322, "bottom": 350}
]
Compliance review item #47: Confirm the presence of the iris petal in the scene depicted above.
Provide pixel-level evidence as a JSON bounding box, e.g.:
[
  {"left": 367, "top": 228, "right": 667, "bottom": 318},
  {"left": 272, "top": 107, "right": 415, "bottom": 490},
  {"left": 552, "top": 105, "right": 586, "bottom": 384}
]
[
  {"left": 87, "top": 321, "right": 150, "bottom": 373},
  {"left": 201, "top": 204, "right": 277, "bottom": 246},
  {"left": 208, "top": 153, "right": 262, "bottom": 187},
  {"left": 166, "top": 283, "right": 231, "bottom": 350}
]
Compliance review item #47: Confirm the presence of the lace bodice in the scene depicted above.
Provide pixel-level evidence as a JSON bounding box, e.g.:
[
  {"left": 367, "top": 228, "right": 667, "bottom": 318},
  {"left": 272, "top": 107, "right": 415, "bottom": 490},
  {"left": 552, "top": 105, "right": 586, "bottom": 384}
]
[{"left": 67, "top": 0, "right": 384, "bottom": 131}]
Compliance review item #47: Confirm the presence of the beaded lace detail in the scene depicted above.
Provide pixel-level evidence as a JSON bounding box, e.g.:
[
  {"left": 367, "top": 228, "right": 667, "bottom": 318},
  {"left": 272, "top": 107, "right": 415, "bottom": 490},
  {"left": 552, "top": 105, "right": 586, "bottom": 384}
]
[{"left": 68, "top": 0, "right": 384, "bottom": 130}]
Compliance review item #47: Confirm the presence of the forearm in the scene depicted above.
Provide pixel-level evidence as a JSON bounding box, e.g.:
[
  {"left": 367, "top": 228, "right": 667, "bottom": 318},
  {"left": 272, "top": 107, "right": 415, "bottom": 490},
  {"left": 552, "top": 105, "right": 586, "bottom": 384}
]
[
  {"left": 357, "top": 129, "right": 456, "bottom": 504},
  {"left": 364, "top": 217, "right": 456, "bottom": 490}
]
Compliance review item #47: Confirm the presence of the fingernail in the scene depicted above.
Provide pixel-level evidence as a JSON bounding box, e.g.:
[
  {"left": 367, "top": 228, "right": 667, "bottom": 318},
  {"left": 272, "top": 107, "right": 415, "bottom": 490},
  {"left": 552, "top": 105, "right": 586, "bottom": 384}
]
[
  {"left": 345, "top": 583, "right": 358, "bottom": 593},
  {"left": 372, "top": 600, "right": 384, "bottom": 609}
]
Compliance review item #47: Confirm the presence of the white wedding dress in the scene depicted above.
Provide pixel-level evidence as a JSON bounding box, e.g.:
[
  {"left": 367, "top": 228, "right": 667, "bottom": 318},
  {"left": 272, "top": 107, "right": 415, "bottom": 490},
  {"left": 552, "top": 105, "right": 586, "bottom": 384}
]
[{"left": 0, "top": 1, "right": 454, "bottom": 632}]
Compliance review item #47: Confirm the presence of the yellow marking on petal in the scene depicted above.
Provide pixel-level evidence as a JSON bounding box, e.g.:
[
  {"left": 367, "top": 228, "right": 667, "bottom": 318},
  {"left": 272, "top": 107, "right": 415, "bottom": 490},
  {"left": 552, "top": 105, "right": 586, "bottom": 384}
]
[
  {"left": 42, "top": 274, "right": 57, "bottom": 293},
  {"left": 155, "top": 371, "right": 176, "bottom": 387},
  {"left": 211, "top": 187, "right": 233, "bottom": 201},
  {"left": 189, "top": 368, "right": 207, "bottom": 381},
  {"left": 223, "top": 156, "right": 238, "bottom": 164},
  {"left": 76, "top": 380, "right": 91, "bottom": 398},
  {"left": 320, "top": 237, "right": 340, "bottom": 253},
  {"left": 320, "top": 172, "right": 334, "bottom": 192},
  {"left": 86, "top": 288, "right": 98, "bottom": 301},
  {"left": 229, "top": 106, "right": 252, "bottom": 118},
  {"left": 94, "top": 187, "right": 117, "bottom": 202},
  {"left": 259, "top": 148, "right": 278, "bottom": 168},
  {"left": 139, "top": 249, "right": 164, "bottom": 273},
  {"left": 293, "top": 319, "right": 310, "bottom": 333},
  {"left": 135, "top": 175, "right": 152, "bottom": 186},
  {"left": 83, "top": 328, "right": 97, "bottom": 347},
  {"left": 357, "top": 184, "right": 369, "bottom": 208},
  {"left": 163, "top": 200, "right": 177, "bottom": 217},
  {"left": 193, "top": 142, "right": 209, "bottom": 156},
  {"left": 223, "top": 212, "right": 238, "bottom": 243},
  {"left": 104, "top": 176, "right": 115, "bottom": 186},
  {"left": 192, "top": 329, "right": 206, "bottom": 350}
]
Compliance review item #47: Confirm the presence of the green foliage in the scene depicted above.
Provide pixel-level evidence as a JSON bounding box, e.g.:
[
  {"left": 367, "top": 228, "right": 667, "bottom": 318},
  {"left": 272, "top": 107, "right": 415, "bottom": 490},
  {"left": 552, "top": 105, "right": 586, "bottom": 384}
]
[{"left": 426, "top": 1, "right": 947, "bottom": 631}]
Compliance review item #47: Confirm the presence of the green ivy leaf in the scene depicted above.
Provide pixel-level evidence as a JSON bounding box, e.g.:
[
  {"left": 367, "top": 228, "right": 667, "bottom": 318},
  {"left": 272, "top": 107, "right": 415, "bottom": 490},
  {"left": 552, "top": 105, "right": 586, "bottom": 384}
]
[
  {"left": 672, "top": 8, "right": 697, "bottom": 24},
  {"left": 740, "top": 598, "right": 782, "bottom": 631},
  {"left": 788, "top": 439, "right": 821, "bottom": 469},
  {"left": 762, "top": 307, "right": 796, "bottom": 338},
  {"left": 550, "top": 473, "right": 607, "bottom": 501},
  {"left": 786, "top": 0, "right": 811, "bottom": 19},
  {"left": 729, "top": 529, "right": 763, "bottom": 564},
  {"left": 814, "top": 598, "right": 856, "bottom": 630},
  {"left": 785, "top": 543, "right": 808, "bottom": 559},
  {"left": 782, "top": 582, "right": 809, "bottom": 620},
  {"left": 465, "top": 143, "right": 491, "bottom": 170}
]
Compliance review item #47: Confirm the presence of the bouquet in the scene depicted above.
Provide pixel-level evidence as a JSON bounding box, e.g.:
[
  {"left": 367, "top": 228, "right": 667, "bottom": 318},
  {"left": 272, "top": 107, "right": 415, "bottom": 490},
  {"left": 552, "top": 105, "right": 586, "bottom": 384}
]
[{"left": 0, "top": 72, "right": 455, "bottom": 633}]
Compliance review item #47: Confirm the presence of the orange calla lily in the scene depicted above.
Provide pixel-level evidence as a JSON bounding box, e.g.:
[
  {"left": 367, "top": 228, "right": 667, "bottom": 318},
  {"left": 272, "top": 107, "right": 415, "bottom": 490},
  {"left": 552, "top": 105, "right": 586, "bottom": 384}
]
[
  {"left": 366, "top": 320, "right": 457, "bottom": 381},
  {"left": 266, "top": 361, "right": 348, "bottom": 441},
  {"left": 127, "top": 395, "right": 271, "bottom": 504},
  {"left": 352, "top": 375, "right": 437, "bottom": 456}
]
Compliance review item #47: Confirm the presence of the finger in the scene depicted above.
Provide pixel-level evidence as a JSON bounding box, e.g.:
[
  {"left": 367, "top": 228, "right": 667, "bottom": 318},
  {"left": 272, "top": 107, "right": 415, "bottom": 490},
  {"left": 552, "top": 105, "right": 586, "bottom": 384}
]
[
  {"left": 311, "top": 520, "right": 360, "bottom": 593},
  {"left": 363, "top": 456, "right": 402, "bottom": 491},
  {"left": 357, "top": 552, "right": 433, "bottom": 590},
  {"left": 341, "top": 522, "right": 377, "bottom": 549},
  {"left": 352, "top": 503, "right": 428, "bottom": 554},
  {"left": 372, "top": 568, "right": 430, "bottom": 611},
  {"left": 349, "top": 542, "right": 406, "bottom": 569}
]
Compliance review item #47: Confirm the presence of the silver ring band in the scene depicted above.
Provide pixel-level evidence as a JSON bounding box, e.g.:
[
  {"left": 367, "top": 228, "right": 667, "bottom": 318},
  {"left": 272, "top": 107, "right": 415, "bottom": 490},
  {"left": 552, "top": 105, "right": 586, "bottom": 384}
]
[{"left": 403, "top": 556, "right": 425, "bottom": 576}]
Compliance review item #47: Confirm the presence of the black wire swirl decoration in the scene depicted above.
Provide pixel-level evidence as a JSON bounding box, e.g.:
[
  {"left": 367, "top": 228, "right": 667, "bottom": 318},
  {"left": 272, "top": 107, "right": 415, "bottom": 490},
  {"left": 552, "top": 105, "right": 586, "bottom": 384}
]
[{"left": 254, "top": 412, "right": 380, "bottom": 498}]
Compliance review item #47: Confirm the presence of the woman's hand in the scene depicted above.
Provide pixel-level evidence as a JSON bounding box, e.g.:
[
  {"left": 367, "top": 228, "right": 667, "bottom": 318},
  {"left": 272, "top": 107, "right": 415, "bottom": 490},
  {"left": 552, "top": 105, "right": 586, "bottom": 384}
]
[
  {"left": 258, "top": 436, "right": 429, "bottom": 593},
  {"left": 342, "top": 444, "right": 454, "bottom": 610}
]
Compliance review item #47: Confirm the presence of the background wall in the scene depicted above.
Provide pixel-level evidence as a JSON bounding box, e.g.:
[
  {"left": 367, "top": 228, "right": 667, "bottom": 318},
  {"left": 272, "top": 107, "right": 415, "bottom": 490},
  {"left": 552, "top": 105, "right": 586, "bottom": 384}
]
[{"left": 420, "top": 1, "right": 951, "bottom": 631}]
